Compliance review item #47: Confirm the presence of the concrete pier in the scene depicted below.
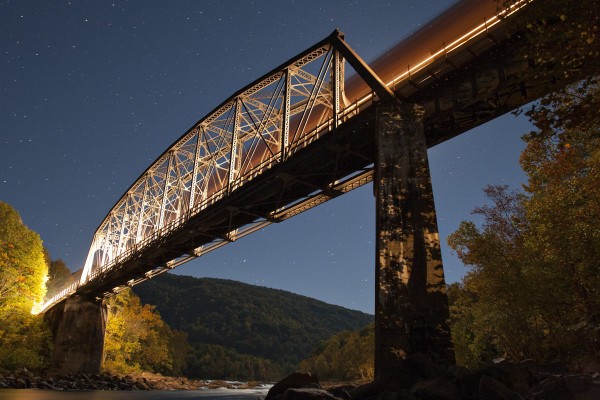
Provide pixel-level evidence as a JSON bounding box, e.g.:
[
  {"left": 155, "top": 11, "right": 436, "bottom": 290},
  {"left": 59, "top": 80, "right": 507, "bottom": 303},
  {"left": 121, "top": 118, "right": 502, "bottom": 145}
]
[
  {"left": 374, "top": 102, "right": 454, "bottom": 388},
  {"left": 44, "top": 295, "right": 107, "bottom": 375}
]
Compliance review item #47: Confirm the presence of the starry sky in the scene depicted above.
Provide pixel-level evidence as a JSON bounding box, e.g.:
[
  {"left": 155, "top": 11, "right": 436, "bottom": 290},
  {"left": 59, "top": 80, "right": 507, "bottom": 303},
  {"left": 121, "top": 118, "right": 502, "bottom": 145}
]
[{"left": 1, "top": 0, "right": 531, "bottom": 314}]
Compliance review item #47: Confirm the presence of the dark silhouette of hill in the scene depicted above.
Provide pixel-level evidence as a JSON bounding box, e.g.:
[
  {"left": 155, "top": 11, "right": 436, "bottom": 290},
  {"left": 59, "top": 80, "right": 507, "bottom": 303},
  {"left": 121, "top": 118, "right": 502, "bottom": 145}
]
[{"left": 133, "top": 273, "right": 372, "bottom": 379}]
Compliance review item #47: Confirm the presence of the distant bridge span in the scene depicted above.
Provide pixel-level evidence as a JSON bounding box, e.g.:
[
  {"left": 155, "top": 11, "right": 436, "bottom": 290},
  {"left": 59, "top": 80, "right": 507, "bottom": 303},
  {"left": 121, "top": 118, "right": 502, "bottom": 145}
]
[{"left": 40, "top": 0, "right": 582, "bottom": 384}]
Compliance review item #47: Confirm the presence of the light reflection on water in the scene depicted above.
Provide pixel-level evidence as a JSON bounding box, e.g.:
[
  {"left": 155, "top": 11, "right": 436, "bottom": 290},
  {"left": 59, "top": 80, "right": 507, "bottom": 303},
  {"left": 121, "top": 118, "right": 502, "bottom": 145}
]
[{"left": 0, "top": 388, "right": 268, "bottom": 400}]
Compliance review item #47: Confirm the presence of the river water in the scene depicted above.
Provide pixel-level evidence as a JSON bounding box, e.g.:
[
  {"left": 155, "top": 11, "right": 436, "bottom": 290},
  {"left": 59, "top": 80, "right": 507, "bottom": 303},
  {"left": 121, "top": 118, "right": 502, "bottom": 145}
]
[{"left": 0, "top": 388, "right": 269, "bottom": 400}]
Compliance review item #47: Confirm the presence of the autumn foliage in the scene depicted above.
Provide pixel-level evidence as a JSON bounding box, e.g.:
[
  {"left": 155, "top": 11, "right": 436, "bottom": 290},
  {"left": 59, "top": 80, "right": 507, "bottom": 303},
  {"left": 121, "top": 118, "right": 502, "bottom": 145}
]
[
  {"left": 103, "top": 288, "right": 190, "bottom": 376},
  {"left": 447, "top": 77, "right": 600, "bottom": 370},
  {"left": 299, "top": 323, "right": 374, "bottom": 382},
  {"left": 0, "top": 202, "right": 53, "bottom": 371},
  {"left": 444, "top": 0, "right": 600, "bottom": 371}
]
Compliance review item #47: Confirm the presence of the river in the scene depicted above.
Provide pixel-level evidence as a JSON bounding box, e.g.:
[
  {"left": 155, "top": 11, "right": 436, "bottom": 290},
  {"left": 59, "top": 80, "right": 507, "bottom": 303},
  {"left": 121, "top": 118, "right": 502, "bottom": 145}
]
[{"left": 0, "top": 388, "right": 269, "bottom": 400}]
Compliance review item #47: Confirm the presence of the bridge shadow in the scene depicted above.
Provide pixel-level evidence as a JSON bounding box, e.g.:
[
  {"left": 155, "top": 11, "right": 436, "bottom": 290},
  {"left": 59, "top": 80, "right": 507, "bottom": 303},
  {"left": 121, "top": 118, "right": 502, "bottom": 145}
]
[{"left": 375, "top": 102, "right": 453, "bottom": 387}]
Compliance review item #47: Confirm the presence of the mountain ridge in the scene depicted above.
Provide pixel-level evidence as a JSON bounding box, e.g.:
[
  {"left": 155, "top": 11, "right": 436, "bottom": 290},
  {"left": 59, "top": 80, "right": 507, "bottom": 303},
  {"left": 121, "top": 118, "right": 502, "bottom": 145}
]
[{"left": 133, "top": 273, "right": 372, "bottom": 379}]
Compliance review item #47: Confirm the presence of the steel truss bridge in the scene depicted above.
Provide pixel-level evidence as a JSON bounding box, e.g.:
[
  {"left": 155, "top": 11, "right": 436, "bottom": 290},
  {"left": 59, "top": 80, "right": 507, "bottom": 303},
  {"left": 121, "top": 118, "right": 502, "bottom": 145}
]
[{"left": 38, "top": 0, "right": 559, "bottom": 314}]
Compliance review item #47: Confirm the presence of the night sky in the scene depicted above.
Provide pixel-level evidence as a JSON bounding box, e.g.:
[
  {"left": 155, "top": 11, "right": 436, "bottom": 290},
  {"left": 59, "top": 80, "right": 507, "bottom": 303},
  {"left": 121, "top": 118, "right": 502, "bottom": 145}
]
[{"left": 1, "top": 0, "right": 530, "bottom": 314}]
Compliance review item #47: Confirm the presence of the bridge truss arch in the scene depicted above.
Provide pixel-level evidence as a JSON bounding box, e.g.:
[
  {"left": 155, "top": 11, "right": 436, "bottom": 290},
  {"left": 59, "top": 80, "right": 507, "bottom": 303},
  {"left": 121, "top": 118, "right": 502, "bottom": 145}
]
[{"left": 79, "top": 31, "right": 388, "bottom": 291}]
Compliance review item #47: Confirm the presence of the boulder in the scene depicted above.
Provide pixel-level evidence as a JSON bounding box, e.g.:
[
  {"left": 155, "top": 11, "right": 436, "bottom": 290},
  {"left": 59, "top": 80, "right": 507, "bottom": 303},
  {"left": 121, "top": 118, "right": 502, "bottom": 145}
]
[
  {"left": 37, "top": 380, "right": 62, "bottom": 390},
  {"left": 480, "top": 361, "right": 536, "bottom": 396},
  {"left": 351, "top": 381, "right": 384, "bottom": 400},
  {"left": 532, "top": 374, "right": 600, "bottom": 400},
  {"left": 327, "top": 386, "right": 353, "bottom": 400},
  {"left": 532, "top": 376, "right": 572, "bottom": 400},
  {"left": 564, "top": 375, "right": 593, "bottom": 394},
  {"left": 410, "top": 377, "right": 460, "bottom": 400},
  {"left": 449, "top": 367, "right": 481, "bottom": 400},
  {"left": 377, "top": 389, "right": 418, "bottom": 400},
  {"left": 15, "top": 368, "right": 34, "bottom": 379},
  {"left": 284, "top": 388, "right": 343, "bottom": 400},
  {"left": 478, "top": 375, "right": 524, "bottom": 400},
  {"left": 266, "top": 372, "right": 320, "bottom": 400},
  {"left": 14, "top": 378, "right": 27, "bottom": 389}
]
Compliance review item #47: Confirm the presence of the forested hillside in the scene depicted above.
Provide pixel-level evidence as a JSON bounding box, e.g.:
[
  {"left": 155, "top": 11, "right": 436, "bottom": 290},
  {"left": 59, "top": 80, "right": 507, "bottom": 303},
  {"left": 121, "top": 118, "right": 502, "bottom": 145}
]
[{"left": 134, "top": 273, "right": 372, "bottom": 380}]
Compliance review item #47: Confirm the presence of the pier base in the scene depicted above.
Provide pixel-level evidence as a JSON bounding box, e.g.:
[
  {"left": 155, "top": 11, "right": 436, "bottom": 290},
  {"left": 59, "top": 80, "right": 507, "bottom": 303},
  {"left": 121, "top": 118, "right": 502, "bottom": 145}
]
[
  {"left": 45, "top": 295, "right": 107, "bottom": 375},
  {"left": 374, "top": 102, "right": 455, "bottom": 388}
]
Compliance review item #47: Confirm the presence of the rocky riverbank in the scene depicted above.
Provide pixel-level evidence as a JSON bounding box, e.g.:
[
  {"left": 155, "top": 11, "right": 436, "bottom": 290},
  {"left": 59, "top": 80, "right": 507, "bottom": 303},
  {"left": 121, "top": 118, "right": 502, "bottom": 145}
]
[
  {"left": 2, "top": 359, "right": 599, "bottom": 399},
  {"left": 0, "top": 368, "right": 266, "bottom": 391},
  {"left": 266, "top": 360, "right": 600, "bottom": 400}
]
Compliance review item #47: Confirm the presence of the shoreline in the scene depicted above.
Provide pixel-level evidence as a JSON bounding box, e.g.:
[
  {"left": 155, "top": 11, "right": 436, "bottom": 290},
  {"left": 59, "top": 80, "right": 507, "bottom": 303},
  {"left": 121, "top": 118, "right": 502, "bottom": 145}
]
[{"left": 0, "top": 368, "right": 272, "bottom": 391}]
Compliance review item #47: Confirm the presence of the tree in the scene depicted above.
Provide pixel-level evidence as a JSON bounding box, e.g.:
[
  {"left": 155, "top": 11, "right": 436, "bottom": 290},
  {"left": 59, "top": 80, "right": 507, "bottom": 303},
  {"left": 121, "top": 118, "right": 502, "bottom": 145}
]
[
  {"left": 185, "top": 343, "right": 281, "bottom": 381},
  {"left": 46, "top": 258, "right": 75, "bottom": 296},
  {"left": 103, "top": 288, "right": 190, "bottom": 375},
  {"left": 0, "top": 202, "right": 47, "bottom": 311},
  {"left": 446, "top": 0, "right": 600, "bottom": 370},
  {"left": 506, "top": 0, "right": 599, "bottom": 85},
  {"left": 447, "top": 78, "right": 600, "bottom": 369},
  {"left": 299, "top": 323, "right": 374, "bottom": 382},
  {"left": 0, "top": 202, "right": 53, "bottom": 371},
  {"left": 447, "top": 186, "right": 549, "bottom": 363},
  {"left": 446, "top": 283, "right": 496, "bottom": 369},
  {"left": 519, "top": 79, "right": 600, "bottom": 365}
]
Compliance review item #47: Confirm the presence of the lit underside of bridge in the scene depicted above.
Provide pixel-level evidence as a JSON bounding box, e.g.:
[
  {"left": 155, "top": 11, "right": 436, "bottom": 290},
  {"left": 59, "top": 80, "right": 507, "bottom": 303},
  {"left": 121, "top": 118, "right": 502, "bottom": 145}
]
[{"left": 39, "top": 0, "right": 533, "bottom": 313}]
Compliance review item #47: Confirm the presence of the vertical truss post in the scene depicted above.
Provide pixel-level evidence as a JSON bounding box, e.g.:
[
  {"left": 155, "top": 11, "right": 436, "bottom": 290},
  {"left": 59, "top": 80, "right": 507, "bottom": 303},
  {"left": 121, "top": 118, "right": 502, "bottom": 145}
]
[
  {"left": 375, "top": 102, "right": 454, "bottom": 388},
  {"left": 188, "top": 129, "right": 203, "bottom": 212},
  {"left": 97, "top": 232, "right": 108, "bottom": 270},
  {"left": 116, "top": 196, "right": 130, "bottom": 256},
  {"left": 80, "top": 237, "right": 99, "bottom": 284},
  {"left": 173, "top": 153, "right": 184, "bottom": 219},
  {"left": 158, "top": 153, "right": 174, "bottom": 230},
  {"left": 228, "top": 99, "right": 242, "bottom": 193},
  {"left": 135, "top": 179, "right": 149, "bottom": 243},
  {"left": 281, "top": 68, "right": 291, "bottom": 161},
  {"left": 332, "top": 49, "right": 342, "bottom": 129},
  {"left": 106, "top": 238, "right": 115, "bottom": 265}
]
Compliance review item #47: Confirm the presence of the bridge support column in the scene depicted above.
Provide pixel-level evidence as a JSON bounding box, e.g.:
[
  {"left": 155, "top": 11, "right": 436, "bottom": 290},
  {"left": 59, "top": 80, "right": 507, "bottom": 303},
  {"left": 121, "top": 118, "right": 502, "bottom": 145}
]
[
  {"left": 44, "top": 295, "right": 107, "bottom": 375},
  {"left": 374, "top": 102, "right": 454, "bottom": 388}
]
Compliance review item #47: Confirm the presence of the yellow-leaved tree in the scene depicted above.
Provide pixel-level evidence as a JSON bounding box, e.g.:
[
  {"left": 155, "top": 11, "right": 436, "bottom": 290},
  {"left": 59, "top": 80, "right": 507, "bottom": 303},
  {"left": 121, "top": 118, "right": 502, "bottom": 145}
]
[
  {"left": 0, "top": 201, "right": 53, "bottom": 371},
  {"left": 299, "top": 323, "right": 374, "bottom": 382},
  {"left": 103, "top": 288, "right": 189, "bottom": 376}
]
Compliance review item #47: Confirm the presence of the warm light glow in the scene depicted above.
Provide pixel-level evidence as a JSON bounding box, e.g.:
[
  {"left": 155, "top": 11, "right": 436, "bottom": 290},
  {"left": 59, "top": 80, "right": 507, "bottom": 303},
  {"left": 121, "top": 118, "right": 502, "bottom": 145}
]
[
  {"left": 31, "top": 300, "right": 44, "bottom": 315},
  {"left": 30, "top": 272, "right": 49, "bottom": 315}
]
